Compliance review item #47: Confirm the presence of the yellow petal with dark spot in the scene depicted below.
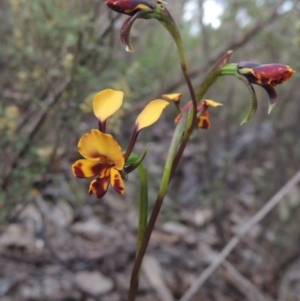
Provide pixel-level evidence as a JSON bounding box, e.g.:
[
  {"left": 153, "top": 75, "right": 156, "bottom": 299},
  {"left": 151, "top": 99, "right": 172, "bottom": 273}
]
[
  {"left": 110, "top": 168, "right": 125, "bottom": 195},
  {"left": 78, "top": 129, "right": 124, "bottom": 170},
  {"left": 93, "top": 89, "right": 124, "bottom": 122},
  {"left": 77, "top": 131, "right": 102, "bottom": 161},
  {"left": 89, "top": 177, "right": 110, "bottom": 198},
  {"left": 135, "top": 99, "right": 169, "bottom": 131},
  {"left": 72, "top": 159, "right": 106, "bottom": 178}
]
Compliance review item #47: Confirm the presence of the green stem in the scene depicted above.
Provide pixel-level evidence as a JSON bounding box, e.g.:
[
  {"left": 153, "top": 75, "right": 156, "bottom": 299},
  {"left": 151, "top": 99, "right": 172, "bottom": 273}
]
[
  {"left": 196, "top": 51, "right": 233, "bottom": 103},
  {"left": 136, "top": 163, "right": 148, "bottom": 255},
  {"left": 219, "top": 63, "right": 238, "bottom": 76},
  {"left": 156, "top": 5, "right": 197, "bottom": 124},
  {"left": 130, "top": 163, "right": 148, "bottom": 292},
  {"left": 171, "top": 51, "right": 234, "bottom": 176},
  {"left": 127, "top": 114, "right": 187, "bottom": 301}
]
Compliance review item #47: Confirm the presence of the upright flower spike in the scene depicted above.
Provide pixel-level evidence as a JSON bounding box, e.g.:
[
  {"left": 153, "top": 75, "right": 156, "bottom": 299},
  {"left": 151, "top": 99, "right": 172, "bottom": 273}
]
[
  {"left": 72, "top": 129, "right": 125, "bottom": 198},
  {"left": 237, "top": 62, "right": 295, "bottom": 122}
]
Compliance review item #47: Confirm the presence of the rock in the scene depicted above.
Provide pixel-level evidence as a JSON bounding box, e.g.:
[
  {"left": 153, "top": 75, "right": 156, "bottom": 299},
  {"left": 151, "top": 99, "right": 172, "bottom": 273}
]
[
  {"left": 19, "top": 204, "right": 43, "bottom": 232},
  {"left": 0, "top": 278, "right": 18, "bottom": 297},
  {"left": 143, "top": 256, "right": 175, "bottom": 301},
  {"left": 74, "top": 271, "right": 113, "bottom": 296},
  {"left": 19, "top": 279, "right": 42, "bottom": 300},
  {"left": 0, "top": 224, "right": 36, "bottom": 249},
  {"left": 72, "top": 217, "right": 117, "bottom": 237},
  {"left": 162, "top": 222, "right": 189, "bottom": 236},
  {"left": 101, "top": 292, "right": 121, "bottom": 301},
  {"left": 51, "top": 200, "right": 74, "bottom": 227}
]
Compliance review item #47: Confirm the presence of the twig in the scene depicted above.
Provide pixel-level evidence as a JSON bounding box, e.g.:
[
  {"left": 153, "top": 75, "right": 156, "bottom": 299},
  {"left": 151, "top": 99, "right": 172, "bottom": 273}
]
[
  {"left": 179, "top": 169, "right": 300, "bottom": 301},
  {"left": 223, "top": 260, "right": 269, "bottom": 301}
]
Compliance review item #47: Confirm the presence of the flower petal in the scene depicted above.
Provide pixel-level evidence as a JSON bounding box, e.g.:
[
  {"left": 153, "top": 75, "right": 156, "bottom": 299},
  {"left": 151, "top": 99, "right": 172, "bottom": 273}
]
[
  {"left": 72, "top": 159, "right": 106, "bottom": 178},
  {"left": 89, "top": 177, "right": 110, "bottom": 198},
  {"left": 252, "top": 64, "right": 295, "bottom": 86},
  {"left": 261, "top": 85, "right": 278, "bottom": 114},
  {"left": 77, "top": 131, "right": 102, "bottom": 161},
  {"left": 121, "top": 10, "right": 150, "bottom": 52},
  {"left": 202, "top": 99, "right": 223, "bottom": 107},
  {"left": 162, "top": 93, "right": 183, "bottom": 103},
  {"left": 135, "top": 99, "right": 169, "bottom": 131},
  {"left": 110, "top": 168, "right": 125, "bottom": 195},
  {"left": 93, "top": 89, "right": 124, "bottom": 123},
  {"left": 198, "top": 115, "right": 211, "bottom": 129},
  {"left": 238, "top": 62, "right": 295, "bottom": 87},
  {"left": 105, "top": 0, "right": 155, "bottom": 16},
  {"left": 78, "top": 130, "right": 125, "bottom": 170},
  {"left": 94, "top": 131, "right": 125, "bottom": 170}
]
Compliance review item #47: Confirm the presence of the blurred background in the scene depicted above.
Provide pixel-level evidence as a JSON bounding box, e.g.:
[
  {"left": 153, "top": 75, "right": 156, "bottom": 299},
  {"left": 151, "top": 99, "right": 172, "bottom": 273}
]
[{"left": 0, "top": 0, "right": 300, "bottom": 300}]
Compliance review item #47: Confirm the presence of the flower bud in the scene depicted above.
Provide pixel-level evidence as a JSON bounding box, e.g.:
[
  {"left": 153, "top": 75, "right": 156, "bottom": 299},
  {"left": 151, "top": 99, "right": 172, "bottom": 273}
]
[
  {"left": 105, "top": 0, "right": 155, "bottom": 16},
  {"left": 238, "top": 62, "right": 295, "bottom": 87}
]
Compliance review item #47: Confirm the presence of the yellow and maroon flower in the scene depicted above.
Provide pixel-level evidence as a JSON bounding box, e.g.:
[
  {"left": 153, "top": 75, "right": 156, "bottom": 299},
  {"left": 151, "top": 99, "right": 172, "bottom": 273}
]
[
  {"left": 72, "top": 88, "right": 169, "bottom": 198},
  {"left": 173, "top": 98, "right": 222, "bottom": 130},
  {"left": 237, "top": 62, "right": 295, "bottom": 118},
  {"left": 238, "top": 62, "right": 294, "bottom": 87},
  {"left": 72, "top": 129, "right": 125, "bottom": 198}
]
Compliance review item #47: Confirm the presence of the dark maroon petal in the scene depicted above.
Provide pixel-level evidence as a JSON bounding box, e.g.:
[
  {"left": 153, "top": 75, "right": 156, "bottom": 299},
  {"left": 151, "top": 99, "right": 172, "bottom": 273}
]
[
  {"left": 261, "top": 85, "right": 278, "bottom": 113},
  {"left": 120, "top": 9, "right": 153, "bottom": 51},
  {"left": 89, "top": 177, "right": 110, "bottom": 198},
  {"left": 105, "top": 0, "right": 155, "bottom": 16},
  {"left": 252, "top": 64, "right": 295, "bottom": 86},
  {"left": 72, "top": 161, "right": 85, "bottom": 178},
  {"left": 238, "top": 63, "right": 295, "bottom": 87}
]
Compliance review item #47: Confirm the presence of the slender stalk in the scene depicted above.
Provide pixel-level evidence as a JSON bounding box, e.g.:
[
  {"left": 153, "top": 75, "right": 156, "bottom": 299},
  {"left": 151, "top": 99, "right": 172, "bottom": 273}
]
[
  {"left": 129, "top": 163, "right": 148, "bottom": 293},
  {"left": 157, "top": 5, "right": 197, "bottom": 125},
  {"left": 124, "top": 129, "right": 138, "bottom": 161},
  {"left": 127, "top": 7, "right": 200, "bottom": 301},
  {"left": 171, "top": 51, "right": 234, "bottom": 176},
  {"left": 127, "top": 114, "right": 187, "bottom": 301},
  {"left": 136, "top": 163, "right": 148, "bottom": 254}
]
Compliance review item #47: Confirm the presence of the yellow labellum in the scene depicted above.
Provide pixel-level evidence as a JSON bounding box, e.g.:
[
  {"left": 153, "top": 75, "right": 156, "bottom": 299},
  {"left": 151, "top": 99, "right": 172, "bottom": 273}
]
[{"left": 78, "top": 129, "right": 124, "bottom": 170}]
